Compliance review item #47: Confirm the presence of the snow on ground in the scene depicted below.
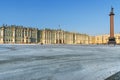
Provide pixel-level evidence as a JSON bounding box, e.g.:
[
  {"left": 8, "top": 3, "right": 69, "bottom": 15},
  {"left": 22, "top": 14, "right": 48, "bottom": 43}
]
[{"left": 0, "top": 44, "right": 120, "bottom": 80}]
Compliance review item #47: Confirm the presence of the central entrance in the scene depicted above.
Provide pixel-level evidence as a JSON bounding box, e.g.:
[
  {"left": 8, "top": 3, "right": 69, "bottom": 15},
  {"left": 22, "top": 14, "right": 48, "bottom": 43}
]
[{"left": 56, "top": 39, "right": 64, "bottom": 44}]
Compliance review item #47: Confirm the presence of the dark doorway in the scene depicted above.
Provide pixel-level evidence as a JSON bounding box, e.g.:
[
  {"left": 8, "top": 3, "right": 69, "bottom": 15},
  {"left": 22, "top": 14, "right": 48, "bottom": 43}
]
[
  {"left": 56, "top": 39, "right": 58, "bottom": 44},
  {"left": 59, "top": 39, "right": 62, "bottom": 44}
]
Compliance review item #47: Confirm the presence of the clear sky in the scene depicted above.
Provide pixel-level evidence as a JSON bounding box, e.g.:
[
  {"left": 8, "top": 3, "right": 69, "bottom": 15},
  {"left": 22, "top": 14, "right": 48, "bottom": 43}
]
[{"left": 0, "top": 0, "right": 120, "bottom": 35}]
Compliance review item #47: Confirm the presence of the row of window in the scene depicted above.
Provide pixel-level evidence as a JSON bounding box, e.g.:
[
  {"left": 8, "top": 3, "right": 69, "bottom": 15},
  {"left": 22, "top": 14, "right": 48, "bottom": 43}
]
[
  {"left": 4, "top": 39, "right": 36, "bottom": 42},
  {"left": 3, "top": 33, "right": 37, "bottom": 37}
]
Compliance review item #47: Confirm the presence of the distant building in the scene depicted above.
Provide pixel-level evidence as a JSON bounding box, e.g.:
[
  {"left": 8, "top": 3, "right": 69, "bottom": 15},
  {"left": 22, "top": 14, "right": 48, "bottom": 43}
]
[{"left": 93, "top": 34, "right": 120, "bottom": 44}]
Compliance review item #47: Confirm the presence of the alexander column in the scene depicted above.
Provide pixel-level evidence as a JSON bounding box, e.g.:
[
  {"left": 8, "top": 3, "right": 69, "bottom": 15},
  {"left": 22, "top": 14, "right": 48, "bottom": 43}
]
[{"left": 108, "top": 7, "right": 116, "bottom": 45}]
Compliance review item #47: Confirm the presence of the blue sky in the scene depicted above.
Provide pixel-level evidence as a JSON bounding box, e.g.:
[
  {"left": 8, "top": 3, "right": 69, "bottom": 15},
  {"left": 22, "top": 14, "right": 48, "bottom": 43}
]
[{"left": 0, "top": 0, "right": 120, "bottom": 35}]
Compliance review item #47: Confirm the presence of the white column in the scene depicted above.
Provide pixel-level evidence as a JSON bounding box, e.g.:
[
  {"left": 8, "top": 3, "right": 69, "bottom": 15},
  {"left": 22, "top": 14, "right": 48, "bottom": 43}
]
[
  {"left": 12, "top": 27, "right": 15, "bottom": 43},
  {"left": 0, "top": 27, "right": 4, "bottom": 43}
]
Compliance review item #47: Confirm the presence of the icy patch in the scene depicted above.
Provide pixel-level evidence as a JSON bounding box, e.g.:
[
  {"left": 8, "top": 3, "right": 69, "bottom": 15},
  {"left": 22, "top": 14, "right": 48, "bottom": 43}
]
[{"left": 0, "top": 45, "right": 120, "bottom": 80}]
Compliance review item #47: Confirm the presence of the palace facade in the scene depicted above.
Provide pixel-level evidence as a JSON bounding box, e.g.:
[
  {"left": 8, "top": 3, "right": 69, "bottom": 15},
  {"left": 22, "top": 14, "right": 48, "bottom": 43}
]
[
  {"left": 0, "top": 25, "right": 38, "bottom": 44},
  {"left": 0, "top": 25, "right": 89, "bottom": 44},
  {"left": 1, "top": 25, "right": 120, "bottom": 44},
  {"left": 40, "top": 28, "right": 89, "bottom": 44}
]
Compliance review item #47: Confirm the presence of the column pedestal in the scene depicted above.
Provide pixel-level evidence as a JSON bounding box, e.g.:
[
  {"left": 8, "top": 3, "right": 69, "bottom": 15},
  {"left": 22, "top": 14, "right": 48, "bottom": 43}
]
[{"left": 108, "top": 37, "right": 116, "bottom": 44}]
